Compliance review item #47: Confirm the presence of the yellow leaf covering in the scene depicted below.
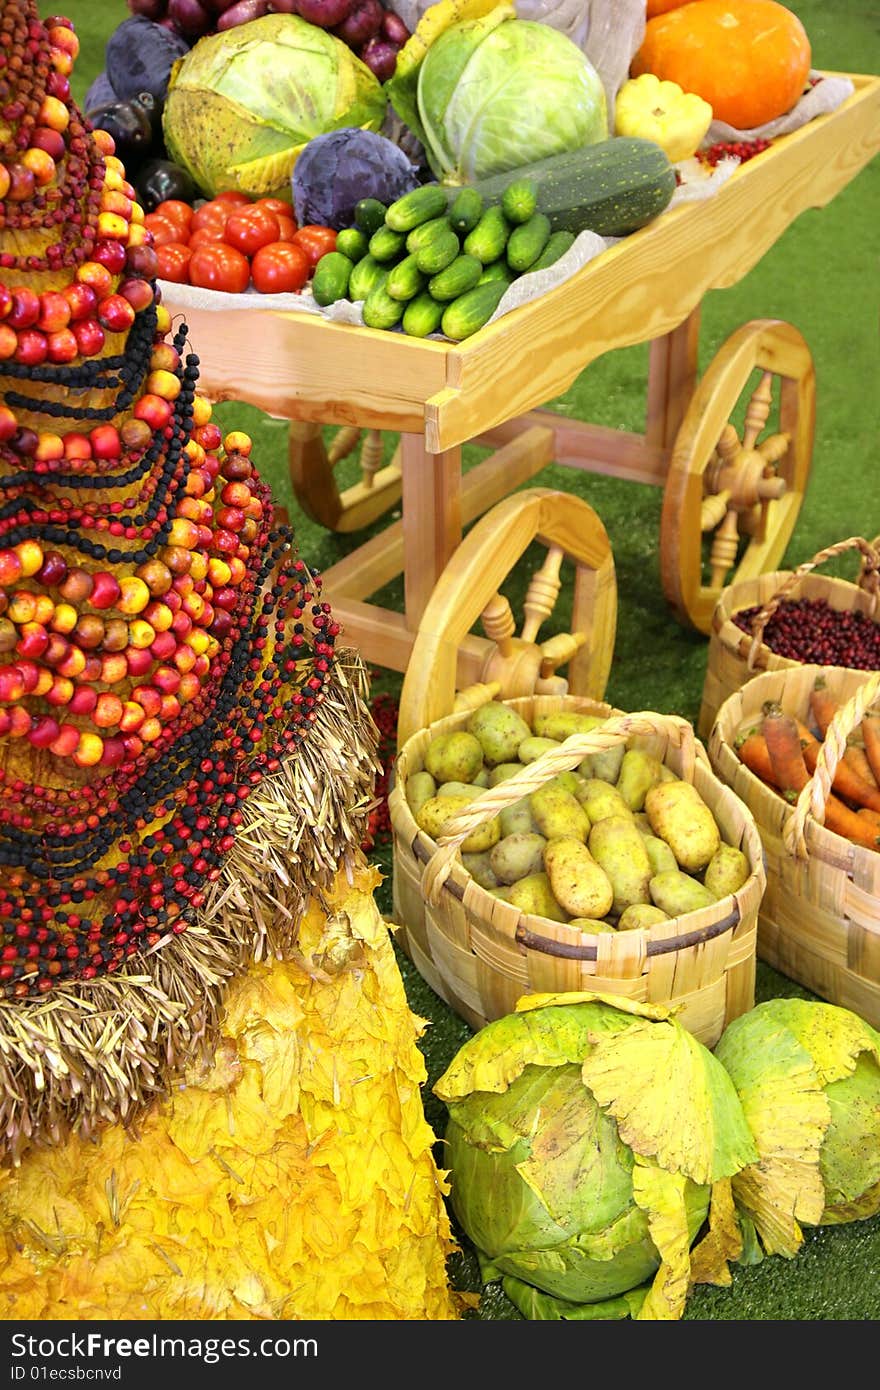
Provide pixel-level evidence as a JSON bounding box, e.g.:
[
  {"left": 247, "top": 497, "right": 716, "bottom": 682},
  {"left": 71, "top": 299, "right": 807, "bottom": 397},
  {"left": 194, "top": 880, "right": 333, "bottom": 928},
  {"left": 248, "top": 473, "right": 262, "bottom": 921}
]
[{"left": 0, "top": 866, "right": 461, "bottom": 1321}]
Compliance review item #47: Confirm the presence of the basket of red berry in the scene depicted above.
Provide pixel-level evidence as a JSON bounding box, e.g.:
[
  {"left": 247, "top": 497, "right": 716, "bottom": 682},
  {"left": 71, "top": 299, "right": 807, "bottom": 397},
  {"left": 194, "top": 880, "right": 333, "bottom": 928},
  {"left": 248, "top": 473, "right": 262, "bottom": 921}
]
[{"left": 698, "top": 534, "right": 880, "bottom": 741}]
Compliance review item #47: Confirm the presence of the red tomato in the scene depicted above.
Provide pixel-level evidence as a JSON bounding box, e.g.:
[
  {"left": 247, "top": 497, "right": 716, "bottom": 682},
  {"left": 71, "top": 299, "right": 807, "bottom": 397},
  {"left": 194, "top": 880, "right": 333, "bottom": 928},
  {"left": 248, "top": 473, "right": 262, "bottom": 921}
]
[
  {"left": 143, "top": 213, "right": 182, "bottom": 247},
  {"left": 190, "top": 200, "right": 231, "bottom": 233},
  {"left": 155, "top": 242, "right": 193, "bottom": 284},
  {"left": 188, "top": 243, "right": 251, "bottom": 294},
  {"left": 224, "top": 208, "right": 281, "bottom": 258},
  {"left": 250, "top": 241, "right": 309, "bottom": 295},
  {"left": 252, "top": 197, "right": 294, "bottom": 220},
  {"left": 188, "top": 225, "right": 228, "bottom": 249},
  {"left": 275, "top": 214, "right": 297, "bottom": 242},
  {"left": 292, "top": 225, "right": 337, "bottom": 271},
  {"left": 155, "top": 199, "right": 194, "bottom": 237},
  {"left": 210, "top": 191, "right": 252, "bottom": 209}
]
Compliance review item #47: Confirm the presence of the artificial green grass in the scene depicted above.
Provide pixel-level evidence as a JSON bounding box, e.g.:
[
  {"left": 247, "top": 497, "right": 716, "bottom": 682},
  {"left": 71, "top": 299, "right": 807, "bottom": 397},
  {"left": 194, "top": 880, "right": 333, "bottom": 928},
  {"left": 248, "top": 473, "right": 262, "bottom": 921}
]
[{"left": 51, "top": 0, "right": 880, "bottom": 1320}]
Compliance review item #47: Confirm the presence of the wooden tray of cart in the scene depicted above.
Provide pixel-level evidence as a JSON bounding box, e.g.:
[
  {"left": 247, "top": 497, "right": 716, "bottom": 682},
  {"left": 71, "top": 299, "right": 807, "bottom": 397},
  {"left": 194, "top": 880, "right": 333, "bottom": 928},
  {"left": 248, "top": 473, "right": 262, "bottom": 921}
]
[{"left": 163, "top": 72, "right": 880, "bottom": 677}]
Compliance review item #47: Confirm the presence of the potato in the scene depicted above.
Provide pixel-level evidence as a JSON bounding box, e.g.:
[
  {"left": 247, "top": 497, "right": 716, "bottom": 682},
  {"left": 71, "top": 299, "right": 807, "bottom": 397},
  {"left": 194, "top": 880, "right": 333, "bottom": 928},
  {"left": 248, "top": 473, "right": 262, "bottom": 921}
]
[
  {"left": 549, "top": 771, "right": 588, "bottom": 799},
  {"left": 530, "top": 785, "right": 590, "bottom": 842},
  {"left": 704, "top": 843, "right": 751, "bottom": 898},
  {"left": 576, "top": 778, "right": 633, "bottom": 824},
  {"left": 568, "top": 917, "right": 617, "bottom": 934},
  {"left": 490, "top": 831, "right": 548, "bottom": 885},
  {"left": 617, "top": 748, "right": 666, "bottom": 811},
  {"left": 467, "top": 701, "right": 533, "bottom": 766},
  {"left": 507, "top": 872, "right": 568, "bottom": 921},
  {"left": 649, "top": 870, "right": 718, "bottom": 917},
  {"left": 415, "top": 792, "right": 501, "bottom": 853},
  {"left": 645, "top": 782, "right": 721, "bottom": 873},
  {"left": 461, "top": 851, "right": 500, "bottom": 891},
  {"left": 544, "top": 837, "right": 614, "bottom": 919},
  {"left": 438, "top": 780, "right": 482, "bottom": 798},
  {"left": 518, "top": 736, "right": 560, "bottom": 763},
  {"left": 639, "top": 832, "right": 678, "bottom": 877},
  {"left": 499, "top": 798, "right": 535, "bottom": 838},
  {"left": 405, "top": 770, "right": 436, "bottom": 819},
  {"left": 578, "top": 745, "right": 625, "bottom": 785},
  {"left": 587, "top": 815, "right": 653, "bottom": 915},
  {"left": 489, "top": 762, "right": 525, "bottom": 787},
  {"left": 424, "top": 731, "right": 484, "bottom": 785},
  {"left": 473, "top": 767, "right": 491, "bottom": 789},
  {"left": 617, "top": 903, "right": 669, "bottom": 931},
  {"left": 533, "top": 711, "right": 605, "bottom": 741}
]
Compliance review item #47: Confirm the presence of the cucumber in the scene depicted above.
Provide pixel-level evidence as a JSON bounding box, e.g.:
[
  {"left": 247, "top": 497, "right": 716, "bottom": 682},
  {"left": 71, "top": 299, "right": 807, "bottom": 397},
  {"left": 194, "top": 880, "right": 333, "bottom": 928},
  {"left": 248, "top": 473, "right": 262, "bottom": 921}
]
[
  {"left": 311, "top": 251, "right": 354, "bottom": 307},
  {"left": 384, "top": 184, "right": 449, "bottom": 232},
  {"left": 402, "top": 291, "right": 445, "bottom": 339},
  {"left": 448, "top": 186, "right": 484, "bottom": 236},
  {"left": 477, "top": 259, "right": 516, "bottom": 287},
  {"left": 335, "top": 227, "right": 369, "bottom": 263},
  {"left": 440, "top": 279, "right": 509, "bottom": 341},
  {"left": 406, "top": 215, "right": 454, "bottom": 255},
  {"left": 467, "top": 137, "right": 677, "bottom": 237},
  {"left": 368, "top": 224, "right": 408, "bottom": 262},
  {"left": 362, "top": 282, "right": 405, "bottom": 331},
  {"left": 463, "top": 204, "right": 510, "bottom": 264},
  {"left": 427, "top": 253, "right": 483, "bottom": 302},
  {"left": 347, "top": 254, "right": 388, "bottom": 302},
  {"left": 526, "top": 229, "right": 576, "bottom": 272},
  {"left": 386, "top": 253, "right": 428, "bottom": 302},
  {"left": 506, "top": 212, "right": 551, "bottom": 273},
  {"left": 501, "top": 178, "right": 538, "bottom": 225},
  {"left": 413, "top": 227, "right": 461, "bottom": 276},
  {"left": 354, "top": 198, "right": 387, "bottom": 236}
]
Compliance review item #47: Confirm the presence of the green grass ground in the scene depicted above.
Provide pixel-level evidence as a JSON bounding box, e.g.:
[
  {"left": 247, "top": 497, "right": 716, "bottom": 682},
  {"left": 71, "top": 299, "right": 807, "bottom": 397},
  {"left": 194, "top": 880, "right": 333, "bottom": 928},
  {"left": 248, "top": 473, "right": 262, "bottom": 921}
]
[{"left": 53, "top": 0, "right": 880, "bottom": 1319}]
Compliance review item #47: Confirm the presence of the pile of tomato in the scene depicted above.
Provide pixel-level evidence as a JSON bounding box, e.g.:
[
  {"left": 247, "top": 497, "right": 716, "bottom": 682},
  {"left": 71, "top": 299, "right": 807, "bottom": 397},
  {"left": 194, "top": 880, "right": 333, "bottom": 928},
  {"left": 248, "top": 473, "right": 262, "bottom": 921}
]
[{"left": 144, "top": 193, "right": 337, "bottom": 295}]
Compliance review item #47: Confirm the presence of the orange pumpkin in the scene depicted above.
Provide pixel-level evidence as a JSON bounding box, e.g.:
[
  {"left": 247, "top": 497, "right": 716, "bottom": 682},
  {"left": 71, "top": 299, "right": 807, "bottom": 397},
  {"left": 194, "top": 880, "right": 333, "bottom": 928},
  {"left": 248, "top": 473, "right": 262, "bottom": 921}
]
[
  {"left": 632, "top": 0, "right": 812, "bottom": 130},
  {"left": 646, "top": 0, "right": 704, "bottom": 16}
]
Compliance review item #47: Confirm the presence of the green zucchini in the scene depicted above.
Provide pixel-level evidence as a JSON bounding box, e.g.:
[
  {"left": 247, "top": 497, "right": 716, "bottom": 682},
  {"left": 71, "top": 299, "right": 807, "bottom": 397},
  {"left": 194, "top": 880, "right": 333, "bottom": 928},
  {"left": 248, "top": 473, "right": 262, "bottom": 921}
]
[
  {"left": 368, "top": 224, "right": 408, "bottom": 262},
  {"left": 463, "top": 204, "right": 510, "bottom": 264},
  {"left": 506, "top": 212, "right": 551, "bottom": 272},
  {"left": 402, "top": 291, "right": 446, "bottom": 339},
  {"left": 362, "top": 283, "right": 405, "bottom": 331},
  {"left": 335, "top": 227, "right": 369, "bottom": 263},
  {"left": 386, "top": 253, "right": 428, "bottom": 302},
  {"left": 384, "top": 184, "right": 449, "bottom": 232},
  {"left": 526, "top": 229, "right": 576, "bottom": 272},
  {"left": 354, "top": 198, "right": 387, "bottom": 236},
  {"left": 413, "top": 226, "right": 461, "bottom": 276},
  {"left": 347, "top": 254, "right": 388, "bottom": 302},
  {"left": 427, "top": 253, "right": 483, "bottom": 302},
  {"left": 440, "top": 279, "right": 509, "bottom": 341},
  {"left": 311, "top": 251, "right": 354, "bottom": 307},
  {"left": 448, "top": 187, "right": 484, "bottom": 236},
  {"left": 501, "top": 178, "right": 538, "bottom": 225},
  {"left": 467, "top": 137, "right": 677, "bottom": 237}
]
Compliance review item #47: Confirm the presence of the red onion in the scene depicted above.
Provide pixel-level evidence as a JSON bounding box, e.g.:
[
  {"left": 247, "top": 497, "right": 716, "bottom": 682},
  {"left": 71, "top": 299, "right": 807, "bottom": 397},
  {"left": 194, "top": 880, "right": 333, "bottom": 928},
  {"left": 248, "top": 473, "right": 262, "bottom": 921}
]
[
  {"left": 267, "top": 0, "right": 298, "bottom": 10},
  {"left": 334, "top": 0, "right": 383, "bottom": 47},
  {"left": 167, "top": 0, "right": 213, "bottom": 34},
  {"left": 127, "top": 0, "right": 169, "bottom": 18},
  {"left": 360, "top": 35, "right": 399, "bottom": 81},
  {"left": 296, "top": 0, "right": 356, "bottom": 26},
  {"left": 217, "top": 0, "right": 270, "bottom": 26},
  {"left": 380, "top": 9, "right": 409, "bottom": 46}
]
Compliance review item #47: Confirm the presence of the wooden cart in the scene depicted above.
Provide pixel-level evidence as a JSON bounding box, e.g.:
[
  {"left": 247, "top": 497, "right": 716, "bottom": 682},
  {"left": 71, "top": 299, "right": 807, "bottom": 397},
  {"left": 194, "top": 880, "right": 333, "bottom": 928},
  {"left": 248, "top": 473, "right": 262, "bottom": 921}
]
[{"left": 163, "top": 73, "right": 880, "bottom": 745}]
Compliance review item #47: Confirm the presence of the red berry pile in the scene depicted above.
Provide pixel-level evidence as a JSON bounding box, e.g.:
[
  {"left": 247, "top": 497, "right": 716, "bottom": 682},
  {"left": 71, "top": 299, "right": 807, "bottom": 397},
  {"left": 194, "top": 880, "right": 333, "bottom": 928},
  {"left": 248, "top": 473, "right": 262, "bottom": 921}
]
[
  {"left": 698, "top": 138, "right": 772, "bottom": 167},
  {"left": 734, "top": 597, "right": 880, "bottom": 668},
  {"left": 362, "top": 686, "right": 399, "bottom": 851}
]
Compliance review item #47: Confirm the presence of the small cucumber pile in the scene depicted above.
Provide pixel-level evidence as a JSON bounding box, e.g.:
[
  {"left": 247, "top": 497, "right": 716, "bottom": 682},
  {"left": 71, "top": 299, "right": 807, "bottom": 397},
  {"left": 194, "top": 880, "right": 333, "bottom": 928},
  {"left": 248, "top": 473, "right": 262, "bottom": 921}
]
[{"left": 311, "top": 176, "right": 577, "bottom": 342}]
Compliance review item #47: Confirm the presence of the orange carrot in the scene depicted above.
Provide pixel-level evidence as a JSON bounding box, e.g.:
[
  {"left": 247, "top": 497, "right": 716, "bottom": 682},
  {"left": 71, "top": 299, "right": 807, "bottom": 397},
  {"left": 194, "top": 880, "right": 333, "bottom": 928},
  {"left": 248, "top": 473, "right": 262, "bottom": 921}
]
[
  {"left": 799, "top": 736, "right": 880, "bottom": 812},
  {"left": 809, "top": 675, "right": 839, "bottom": 737},
  {"left": 762, "top": 702, "right": 810, "bottom": 795},
  {"left": 857, "top": 808, "right": 880, "bottom": 834},
  {"left": 736, "top": 730, "right": 784, "bottom": 791},
  {"left": 844, "top": 741, "right": 879, "bottom": 790},
  {"left": 736, "top": 730, "right": 880, "bottom": 849},
  {"left": 862, "top": 709, "right": 880, "bottom": 786}
]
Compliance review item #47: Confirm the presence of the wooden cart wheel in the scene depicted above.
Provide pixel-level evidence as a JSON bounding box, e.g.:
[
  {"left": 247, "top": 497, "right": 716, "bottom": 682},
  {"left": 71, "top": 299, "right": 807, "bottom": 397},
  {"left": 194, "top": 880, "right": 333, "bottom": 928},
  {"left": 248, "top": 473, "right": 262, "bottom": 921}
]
[
  {"left": 288, "top": 421, "right": 402, "bottom": 533},
  {"left": 660, "top": 318, "right": 815, "bottom": 634},
  {"left": 397, "top": 488, "right": 617, "bottom": 747}
]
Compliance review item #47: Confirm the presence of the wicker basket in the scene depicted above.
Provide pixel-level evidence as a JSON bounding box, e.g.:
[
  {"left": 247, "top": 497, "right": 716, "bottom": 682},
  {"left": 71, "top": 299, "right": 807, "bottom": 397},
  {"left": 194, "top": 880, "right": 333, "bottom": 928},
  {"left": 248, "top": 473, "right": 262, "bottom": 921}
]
[
  {"left": 708, "top": 664, "right": 880, "bottom": 1028},
  {"left": 698, "top": 535, "right": 880, "bottom": 743},
  {"left": 389, "top": 693, "right": 765, "bottom": 1046}
]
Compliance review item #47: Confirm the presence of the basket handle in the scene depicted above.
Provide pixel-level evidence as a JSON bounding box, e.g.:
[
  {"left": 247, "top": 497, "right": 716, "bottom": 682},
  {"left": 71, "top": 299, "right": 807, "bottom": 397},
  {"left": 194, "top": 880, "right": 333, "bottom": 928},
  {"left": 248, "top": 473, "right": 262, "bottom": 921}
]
[
  {"left": 746, "top": 535, "right": 880, "bottom": 671},
  {"left": 421, "top": 710, "right": 698, "bottom": 905},
  {"left": 784, "top": 670, "right": 880, "bottom": 860}
]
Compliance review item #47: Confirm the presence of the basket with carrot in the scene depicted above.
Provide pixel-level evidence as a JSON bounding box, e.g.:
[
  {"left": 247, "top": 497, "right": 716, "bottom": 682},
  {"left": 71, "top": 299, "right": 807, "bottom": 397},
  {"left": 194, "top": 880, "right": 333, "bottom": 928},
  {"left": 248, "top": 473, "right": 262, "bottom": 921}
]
[
  {"left": 708, "top": 663, "right": 880, "bottom": 1027},
  {"left": 698, "top": 534, "right": 880, "bottom": 741}
]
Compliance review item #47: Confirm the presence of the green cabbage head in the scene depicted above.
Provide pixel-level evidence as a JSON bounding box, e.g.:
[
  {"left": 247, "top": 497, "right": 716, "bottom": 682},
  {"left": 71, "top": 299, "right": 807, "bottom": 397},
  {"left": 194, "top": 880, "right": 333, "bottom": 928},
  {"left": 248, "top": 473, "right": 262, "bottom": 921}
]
[
  {"left": 715, "top": 997, "right": 880, "bottom": 1260},
  {"left": 403, "top": 8, "right": 608, "bottom": 183},
  {"left": 435, "top": 991, "right": 758, "bottom": 1320},
  {"left": 162, "top": 15, "right": 387, "bottom": 201}
]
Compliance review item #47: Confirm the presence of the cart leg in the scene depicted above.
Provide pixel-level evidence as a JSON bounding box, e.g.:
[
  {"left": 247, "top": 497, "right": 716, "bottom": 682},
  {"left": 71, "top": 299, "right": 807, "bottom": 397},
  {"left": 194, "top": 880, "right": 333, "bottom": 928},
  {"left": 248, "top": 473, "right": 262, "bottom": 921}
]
[
  {"left": 400, "top": 432, "right": 462, "bottom": 630},
  {"left": 646, "top": 308, "right": 701, "bottom": 450}
]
